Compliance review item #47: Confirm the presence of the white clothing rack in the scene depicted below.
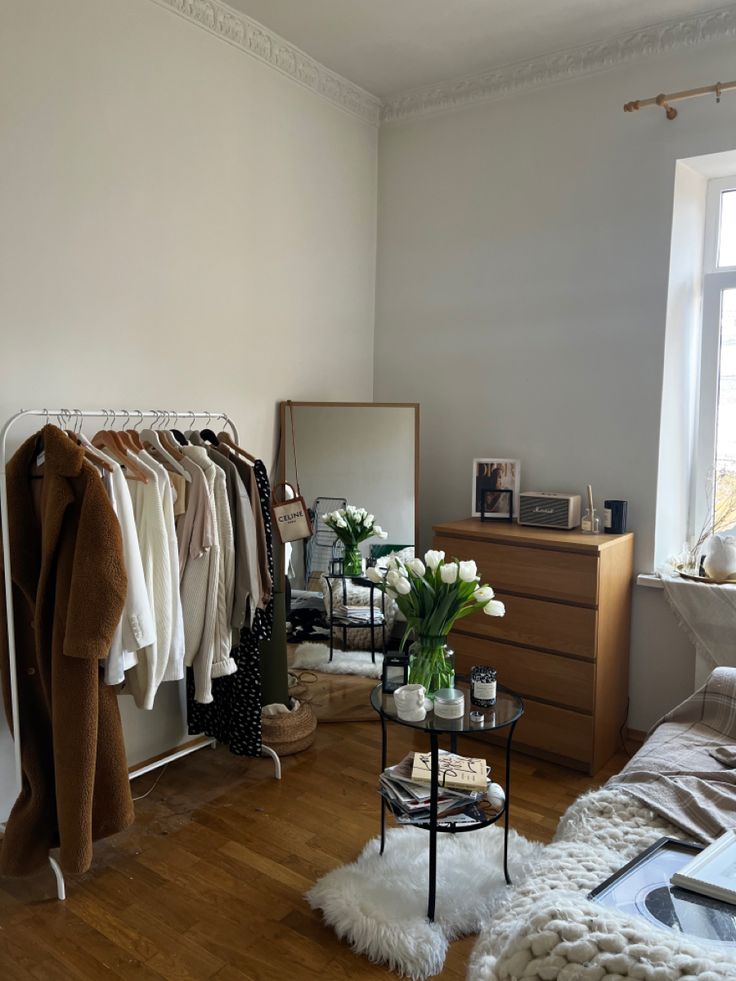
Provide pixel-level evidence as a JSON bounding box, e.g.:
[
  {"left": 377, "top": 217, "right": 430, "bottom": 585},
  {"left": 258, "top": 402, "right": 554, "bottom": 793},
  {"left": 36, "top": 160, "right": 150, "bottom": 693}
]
[{"left": 0, "top": 408, "right": 281, "bottom": 901}]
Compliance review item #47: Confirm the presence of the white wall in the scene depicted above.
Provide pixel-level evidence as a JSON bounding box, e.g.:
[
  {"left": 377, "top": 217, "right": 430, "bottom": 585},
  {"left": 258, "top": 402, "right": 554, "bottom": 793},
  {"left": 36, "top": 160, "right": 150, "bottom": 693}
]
[
  {"left": 285, "top": 405, "right": 416, "bottom": 586},
  {"left": 0, "top": 0, "right": 377, "bottom": 816},
  {"left": 374, "top": 40, "right": 736, "bottom": 730}
]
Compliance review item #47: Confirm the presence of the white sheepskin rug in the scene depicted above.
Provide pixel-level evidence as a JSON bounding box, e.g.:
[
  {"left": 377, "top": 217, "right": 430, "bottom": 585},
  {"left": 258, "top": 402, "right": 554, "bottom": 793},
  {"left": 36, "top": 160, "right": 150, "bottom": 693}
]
[
  {"left": 306, "top": 825, "right": 543, "bottom": 980},
  {"left": 292, "top": 641, "right": 383, "bottom": 678}
]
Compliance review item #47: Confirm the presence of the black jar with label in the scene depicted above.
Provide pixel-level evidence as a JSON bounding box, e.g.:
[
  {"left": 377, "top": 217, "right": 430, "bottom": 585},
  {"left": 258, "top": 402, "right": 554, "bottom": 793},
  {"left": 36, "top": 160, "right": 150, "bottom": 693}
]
[{"left": 470, "top": 665, "right": 497, "bottom": 707}]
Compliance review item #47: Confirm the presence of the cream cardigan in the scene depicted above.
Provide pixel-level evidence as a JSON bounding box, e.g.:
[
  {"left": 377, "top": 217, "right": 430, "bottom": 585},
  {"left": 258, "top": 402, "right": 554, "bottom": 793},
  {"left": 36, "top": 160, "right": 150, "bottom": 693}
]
[
  {"left": 180, "top": 446, "right": 236, "bottom": 702},
  {"left": 124, "top": 456, "right": 174, "bottom": 710}
]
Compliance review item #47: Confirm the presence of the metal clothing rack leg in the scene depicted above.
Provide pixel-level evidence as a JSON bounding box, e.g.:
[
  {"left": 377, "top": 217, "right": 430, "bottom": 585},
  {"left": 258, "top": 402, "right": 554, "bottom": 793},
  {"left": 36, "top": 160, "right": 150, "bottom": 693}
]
[{"left": 0, "top": 408, "right": 282, "bottom": 901}]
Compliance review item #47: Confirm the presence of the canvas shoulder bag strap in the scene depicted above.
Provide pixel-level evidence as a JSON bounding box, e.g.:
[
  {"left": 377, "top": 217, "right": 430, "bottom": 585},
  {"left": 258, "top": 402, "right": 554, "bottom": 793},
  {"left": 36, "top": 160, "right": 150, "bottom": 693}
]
[{"left": 271, "top": 403, "right": 313, "bottom": 543}]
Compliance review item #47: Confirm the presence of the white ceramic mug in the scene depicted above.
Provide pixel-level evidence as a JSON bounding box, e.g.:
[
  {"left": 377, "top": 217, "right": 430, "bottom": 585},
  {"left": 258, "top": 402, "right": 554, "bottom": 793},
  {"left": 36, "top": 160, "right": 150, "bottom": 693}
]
[{"left": 393, "top": 683, "right": 427, "bottom": 722}]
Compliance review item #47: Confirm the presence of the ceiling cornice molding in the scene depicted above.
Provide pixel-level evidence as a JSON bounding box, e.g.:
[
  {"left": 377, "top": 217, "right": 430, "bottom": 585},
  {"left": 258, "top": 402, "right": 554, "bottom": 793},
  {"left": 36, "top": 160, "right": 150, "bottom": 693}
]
[
  {"left": 381, "top": 5, "right": 736, "bottom": 124},
  {"left": 148, "top": 0, "right": 381, "bottom": 125}
]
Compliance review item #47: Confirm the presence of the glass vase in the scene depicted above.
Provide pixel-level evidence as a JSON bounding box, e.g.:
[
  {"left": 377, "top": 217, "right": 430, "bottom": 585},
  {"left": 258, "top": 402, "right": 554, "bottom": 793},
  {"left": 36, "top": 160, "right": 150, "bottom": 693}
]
[
  {"left": 408, "top": 636, "right": 454, "bottom": 697},
  {"left": 343, "top": 544, "right": 363, "bottom": 576}
]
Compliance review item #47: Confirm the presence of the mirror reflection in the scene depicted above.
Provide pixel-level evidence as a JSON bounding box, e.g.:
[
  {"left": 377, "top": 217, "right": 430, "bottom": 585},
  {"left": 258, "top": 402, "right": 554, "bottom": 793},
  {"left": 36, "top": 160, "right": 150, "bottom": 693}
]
[{"left": 280, "top": 402, "right": 419, "bottom": 721}]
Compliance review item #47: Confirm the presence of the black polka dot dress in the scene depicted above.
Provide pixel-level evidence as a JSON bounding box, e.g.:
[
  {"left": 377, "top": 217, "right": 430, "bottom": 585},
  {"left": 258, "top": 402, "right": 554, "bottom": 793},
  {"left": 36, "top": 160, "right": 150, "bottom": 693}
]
[{"left": 187, "top": 460, "right": 274, "bottom": 757}]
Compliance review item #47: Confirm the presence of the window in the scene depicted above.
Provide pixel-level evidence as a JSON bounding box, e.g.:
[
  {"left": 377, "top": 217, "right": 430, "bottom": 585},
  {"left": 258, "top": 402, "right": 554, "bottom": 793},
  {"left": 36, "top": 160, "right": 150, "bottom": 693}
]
[{"left": 696, "top": 176, "right": 736, "bottom": 536}]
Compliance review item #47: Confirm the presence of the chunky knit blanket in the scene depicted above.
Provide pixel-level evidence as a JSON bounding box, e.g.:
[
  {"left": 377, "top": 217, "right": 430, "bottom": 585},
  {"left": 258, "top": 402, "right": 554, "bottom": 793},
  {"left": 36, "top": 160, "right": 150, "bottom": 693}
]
[{"left": 468, "top": 788, "right": 736, "bottom": 980}]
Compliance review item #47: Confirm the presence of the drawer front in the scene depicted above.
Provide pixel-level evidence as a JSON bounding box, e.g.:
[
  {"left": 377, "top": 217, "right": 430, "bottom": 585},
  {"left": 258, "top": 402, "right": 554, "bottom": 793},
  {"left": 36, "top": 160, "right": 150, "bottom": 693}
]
[
  {"left": 511, "top": 700, "right": 593, "bottom": 764},
  {"left": 434, "top": 534, "right": 598, "bottom": 605},
  {"left": 451, "top": 632, "right": 594, "bottom": 713},
  {"left": 461, "top": 592, "right": 597, "bottom": 659}
]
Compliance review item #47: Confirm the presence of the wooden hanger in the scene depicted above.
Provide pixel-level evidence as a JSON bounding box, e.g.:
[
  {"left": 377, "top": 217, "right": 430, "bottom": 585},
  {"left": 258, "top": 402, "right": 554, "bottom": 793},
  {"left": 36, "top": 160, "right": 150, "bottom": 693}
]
[
  {"left": 217, "top": 431, "right": 257, "bottom": 464},
  {"left": 92, "top": 429, "right": 149, "bottom": 482},
  {"left": 67, "top": 431, "right": 114, "bottom": 473}
]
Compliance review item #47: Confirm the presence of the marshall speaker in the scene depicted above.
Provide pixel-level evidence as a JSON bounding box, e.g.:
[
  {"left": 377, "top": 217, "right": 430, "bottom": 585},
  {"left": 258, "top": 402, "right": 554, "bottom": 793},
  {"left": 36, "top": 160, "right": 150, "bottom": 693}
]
[{"left": 519, "top": 492, "right": 581, "bottom": 529}]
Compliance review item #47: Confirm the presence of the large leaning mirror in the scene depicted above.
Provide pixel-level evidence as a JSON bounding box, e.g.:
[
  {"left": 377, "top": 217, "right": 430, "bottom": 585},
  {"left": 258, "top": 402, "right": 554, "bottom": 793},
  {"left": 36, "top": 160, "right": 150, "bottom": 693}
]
[{"left": 279, "top": 401, "right": 419, "bottom": 721}]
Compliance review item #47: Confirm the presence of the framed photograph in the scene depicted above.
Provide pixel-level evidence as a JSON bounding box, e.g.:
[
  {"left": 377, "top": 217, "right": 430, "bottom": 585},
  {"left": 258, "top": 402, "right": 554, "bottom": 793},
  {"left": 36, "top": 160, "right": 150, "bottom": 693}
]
[{"left": 471, "top": 459, "right": 521, "bottom": 518}]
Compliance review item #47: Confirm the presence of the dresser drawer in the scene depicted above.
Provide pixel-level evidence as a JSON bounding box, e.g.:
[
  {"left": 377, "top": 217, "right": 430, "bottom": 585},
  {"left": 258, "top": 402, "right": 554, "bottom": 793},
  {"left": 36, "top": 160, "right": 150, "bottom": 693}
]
[
  {"left": 451, "top": 632, "right": 594, "bottom": 713},
  {"left": 434, "top": 534, "right": 598, "bottom": 605},
  {"left": 510, "top": 700, "right": 593, "bottom": 764},
  {"left": 461, "top": 592, "right": 597, "bottom": 659}
]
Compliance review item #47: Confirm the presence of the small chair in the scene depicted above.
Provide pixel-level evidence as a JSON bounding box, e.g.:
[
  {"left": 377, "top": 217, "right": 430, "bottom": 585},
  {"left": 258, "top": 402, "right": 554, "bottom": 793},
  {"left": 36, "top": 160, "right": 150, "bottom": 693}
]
[{"left": 323, "top": 573, "right": 387, "bottom": 664}]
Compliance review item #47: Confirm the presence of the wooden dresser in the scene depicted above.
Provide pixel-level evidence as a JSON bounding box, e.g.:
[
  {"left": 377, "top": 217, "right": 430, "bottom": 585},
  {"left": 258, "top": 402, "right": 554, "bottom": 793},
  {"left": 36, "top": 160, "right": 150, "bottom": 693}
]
[{"left": 433, "top": 519, "right": 634, "bottom": 774}]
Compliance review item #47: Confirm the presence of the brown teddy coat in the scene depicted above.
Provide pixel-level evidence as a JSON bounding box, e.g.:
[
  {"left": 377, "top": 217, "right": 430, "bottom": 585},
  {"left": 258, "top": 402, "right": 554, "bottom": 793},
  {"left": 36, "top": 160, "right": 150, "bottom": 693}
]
[{"left": 0, "top": 425, "right": 134, "bottom": 875}]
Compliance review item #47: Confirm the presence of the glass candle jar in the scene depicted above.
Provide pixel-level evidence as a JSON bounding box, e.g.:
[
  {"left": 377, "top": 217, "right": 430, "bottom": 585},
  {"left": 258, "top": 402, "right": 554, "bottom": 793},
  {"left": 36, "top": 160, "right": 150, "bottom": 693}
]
[
  {"left": 471, "top": 666, "right": 497, "bottom": 707},
  {"left": 433, "top": 688, "right": 465, "bottom": 719}
]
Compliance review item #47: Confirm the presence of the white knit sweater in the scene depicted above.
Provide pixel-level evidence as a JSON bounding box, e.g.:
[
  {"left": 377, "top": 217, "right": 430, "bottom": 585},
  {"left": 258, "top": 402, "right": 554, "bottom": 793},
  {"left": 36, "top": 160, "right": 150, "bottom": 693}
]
[{"left": 124, "top": 456, "right": 174, "bottom": 710}]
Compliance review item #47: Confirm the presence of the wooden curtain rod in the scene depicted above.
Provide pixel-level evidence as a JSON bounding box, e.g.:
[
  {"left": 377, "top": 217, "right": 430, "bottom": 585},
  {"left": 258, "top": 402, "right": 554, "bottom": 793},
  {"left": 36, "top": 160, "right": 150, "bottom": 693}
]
[{"left": 624, "top": 79, "right": 736, "bottom": 120}]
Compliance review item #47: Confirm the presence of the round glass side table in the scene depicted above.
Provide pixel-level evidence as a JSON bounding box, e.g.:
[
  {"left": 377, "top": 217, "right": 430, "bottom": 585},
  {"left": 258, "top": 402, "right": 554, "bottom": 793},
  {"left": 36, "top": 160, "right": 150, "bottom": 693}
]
[{"left": 371, "top": 678, "right": 524, "bottom": 921}]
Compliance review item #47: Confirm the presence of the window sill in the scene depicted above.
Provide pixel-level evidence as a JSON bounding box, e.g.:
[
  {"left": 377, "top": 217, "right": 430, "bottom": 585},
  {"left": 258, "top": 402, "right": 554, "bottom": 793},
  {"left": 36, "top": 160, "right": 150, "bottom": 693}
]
[{"left": 637, "top": 573, "right": 664, "bottom": 589}]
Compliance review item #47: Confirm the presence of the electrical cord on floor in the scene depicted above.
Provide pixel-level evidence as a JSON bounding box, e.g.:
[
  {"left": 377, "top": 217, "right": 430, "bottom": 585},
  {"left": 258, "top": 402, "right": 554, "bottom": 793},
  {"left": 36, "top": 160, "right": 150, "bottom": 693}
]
[
  {"left": 619, "top": 697, "right": 633, "bottom": 758},
  {"left": 132, "top": 763, "right": 169, "bottom": 801}
]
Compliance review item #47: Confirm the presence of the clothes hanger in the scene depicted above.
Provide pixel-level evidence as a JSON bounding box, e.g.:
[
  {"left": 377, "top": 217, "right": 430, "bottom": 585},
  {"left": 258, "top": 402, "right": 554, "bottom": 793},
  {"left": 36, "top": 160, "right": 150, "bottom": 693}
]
[
  {"left": 66, "top": 408, "right": 114, "bottom": 474},
  {"left": 140, "top": 410, "right": 191, "bottom": 481},
  {"left": 114, "top": 409, "right": 143, "bottom": 454},
  {"left": 170, "top": 409, "right": 190, "bottom": 447},
  {"left": 216, "top": 430, "right": 257, "bottom": 464},
  {"left": 193, "top": 411, "right": 220, "bottom": 446},
  {"left": 92, "top": 410, "right": 149, "bottom": 482},
  {"left": 125, "top": 409, "right": 145, "bottom": 451}
]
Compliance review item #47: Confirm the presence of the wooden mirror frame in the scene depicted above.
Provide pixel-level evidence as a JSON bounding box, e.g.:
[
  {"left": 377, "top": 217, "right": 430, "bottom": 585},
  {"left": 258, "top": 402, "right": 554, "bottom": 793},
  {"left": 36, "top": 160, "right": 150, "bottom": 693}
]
[{"left": 278, "top": 401, "right": 421, "bottom": 554}]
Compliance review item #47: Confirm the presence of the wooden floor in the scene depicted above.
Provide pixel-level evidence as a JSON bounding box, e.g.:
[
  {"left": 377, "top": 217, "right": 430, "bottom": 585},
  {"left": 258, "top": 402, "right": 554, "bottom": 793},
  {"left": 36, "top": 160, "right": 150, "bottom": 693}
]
[{"left": 0, "top": 718, "right": 627, "bottom": 980}]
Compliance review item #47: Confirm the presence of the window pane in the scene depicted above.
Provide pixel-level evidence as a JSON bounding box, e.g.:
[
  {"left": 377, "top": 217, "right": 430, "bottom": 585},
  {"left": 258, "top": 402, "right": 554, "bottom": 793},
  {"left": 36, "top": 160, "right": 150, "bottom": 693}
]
[
  {"left": 715, "top": 288, "right": 736, "bottom": 520},
  {"left": 718, "top": 191, "right": 736, "bottom": 267}
]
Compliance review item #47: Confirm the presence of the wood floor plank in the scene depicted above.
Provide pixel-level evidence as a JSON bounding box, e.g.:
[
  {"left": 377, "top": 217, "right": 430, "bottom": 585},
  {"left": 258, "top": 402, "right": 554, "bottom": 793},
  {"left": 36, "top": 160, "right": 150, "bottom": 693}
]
[{"left": 0, "top": 718, "right": 625, "bottom": 980}]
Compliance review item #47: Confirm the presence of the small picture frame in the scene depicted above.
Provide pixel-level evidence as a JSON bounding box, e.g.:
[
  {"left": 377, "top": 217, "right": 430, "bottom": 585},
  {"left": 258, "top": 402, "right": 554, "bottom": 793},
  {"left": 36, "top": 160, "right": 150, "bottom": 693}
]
[
  {"left": 382, "top": 654, "right": 409, "bottom": 693},
  {"left": 472, "top": 458, "right": 521, "bottom": 519},
  {"left": 480, "top": 488, "right": 513, "bottom": 523}
]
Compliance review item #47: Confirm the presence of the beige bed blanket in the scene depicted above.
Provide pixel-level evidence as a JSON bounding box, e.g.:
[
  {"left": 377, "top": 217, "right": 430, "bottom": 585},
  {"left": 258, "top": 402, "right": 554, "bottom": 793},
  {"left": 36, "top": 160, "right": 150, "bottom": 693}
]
[{"left": 609, "top": 667, "right": 736, "bottom": 843}]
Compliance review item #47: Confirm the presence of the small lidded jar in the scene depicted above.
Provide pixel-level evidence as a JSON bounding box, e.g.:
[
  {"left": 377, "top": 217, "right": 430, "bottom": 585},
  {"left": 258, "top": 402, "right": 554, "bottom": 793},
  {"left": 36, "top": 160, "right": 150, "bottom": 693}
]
[
  {"left": 433, "top": 687, "right": 465, "bottom": 719},
  {"left": 471, "top": 666, "right": 497, "bottom": 707}
]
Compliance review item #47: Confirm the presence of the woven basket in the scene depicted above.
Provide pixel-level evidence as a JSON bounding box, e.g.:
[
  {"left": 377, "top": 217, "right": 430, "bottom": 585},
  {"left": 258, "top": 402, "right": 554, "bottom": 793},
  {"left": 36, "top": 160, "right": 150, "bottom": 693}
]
[{"left": 261, "top": 701, "right": 317, "bottom": 756}]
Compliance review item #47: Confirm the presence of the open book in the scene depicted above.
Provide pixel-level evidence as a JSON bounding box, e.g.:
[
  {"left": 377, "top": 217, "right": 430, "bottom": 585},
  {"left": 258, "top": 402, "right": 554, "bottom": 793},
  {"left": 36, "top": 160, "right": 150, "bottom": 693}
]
[
  {"left": 671, "top": 829, "right": 736, "bottom": 904},
  {"left": 411, "top": 751, "right": 489, "bottom": 791}
]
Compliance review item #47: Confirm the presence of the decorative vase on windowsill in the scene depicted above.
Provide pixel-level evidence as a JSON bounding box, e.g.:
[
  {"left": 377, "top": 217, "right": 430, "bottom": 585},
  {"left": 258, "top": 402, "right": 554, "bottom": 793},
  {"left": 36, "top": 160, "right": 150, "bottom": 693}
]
[
  {"left": 322, "top": 506, "right": 388, "bottom": 578},
  {"left": 365, "top": 550, "right": 506, "bottom": 698}
]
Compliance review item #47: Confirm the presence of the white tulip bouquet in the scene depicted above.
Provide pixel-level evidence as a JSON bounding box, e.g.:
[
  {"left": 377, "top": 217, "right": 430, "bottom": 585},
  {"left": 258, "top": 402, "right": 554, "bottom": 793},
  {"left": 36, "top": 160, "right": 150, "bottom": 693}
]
[
  {"left": 322, "top": 506, "right": 388, "bottom": 576},
  {"left": 366, "top": 549, "right": 504, "bottom": 694},
  {"left": 322, "top": 506, "right": 388, "bottom": 546}
]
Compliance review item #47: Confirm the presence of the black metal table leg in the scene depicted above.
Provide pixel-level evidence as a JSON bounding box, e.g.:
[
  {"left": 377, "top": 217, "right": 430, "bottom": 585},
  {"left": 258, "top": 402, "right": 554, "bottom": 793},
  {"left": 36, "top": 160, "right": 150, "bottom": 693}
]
[
  {"left": 380, "top": 713, "right": 387, "bottom": 855},
  {"left": 503, "top": 719, "right": 517, "bottom": 885},
  {"left": 427, "top": 732, "right": 439, "bottom": 921},
  {"left": 450, "top": 731, "right": 458, "bottom": 755}
]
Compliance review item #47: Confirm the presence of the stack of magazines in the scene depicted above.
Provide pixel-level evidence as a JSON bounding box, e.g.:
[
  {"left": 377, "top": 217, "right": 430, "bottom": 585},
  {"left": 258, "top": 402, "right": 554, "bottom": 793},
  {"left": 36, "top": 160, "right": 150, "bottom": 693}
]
[{"left": 380, "top": 751, "right": 490, "bottom": 827}]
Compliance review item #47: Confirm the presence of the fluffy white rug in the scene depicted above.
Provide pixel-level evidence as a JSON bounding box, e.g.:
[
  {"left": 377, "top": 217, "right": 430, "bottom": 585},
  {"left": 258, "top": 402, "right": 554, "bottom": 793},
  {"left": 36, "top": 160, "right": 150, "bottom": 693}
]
[
  {"left": 292, "top": 641, "right": 383, "bottom": 678},
  {"left": 306, "top": 825, "right": 543, "bottom": 980}
]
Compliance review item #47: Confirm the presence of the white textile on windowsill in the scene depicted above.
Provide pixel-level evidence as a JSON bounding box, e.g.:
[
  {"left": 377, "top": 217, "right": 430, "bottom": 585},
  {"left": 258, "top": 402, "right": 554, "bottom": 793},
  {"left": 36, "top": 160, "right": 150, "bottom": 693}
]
[{"left": 658, "top": 564, "right": 736, "bottom": 685}]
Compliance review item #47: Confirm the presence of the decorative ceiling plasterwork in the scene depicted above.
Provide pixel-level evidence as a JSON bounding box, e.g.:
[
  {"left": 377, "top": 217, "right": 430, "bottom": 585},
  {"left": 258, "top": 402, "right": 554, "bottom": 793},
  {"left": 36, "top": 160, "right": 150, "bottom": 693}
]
[
  {"left": 381, "top": 6, "right": 736, "bottom": 123},
  {"left": 149, "top": 0, "right": 736, "bottom": 127},
  {"left": 149, "top": 0, "right": 381, "bottom": 125}
]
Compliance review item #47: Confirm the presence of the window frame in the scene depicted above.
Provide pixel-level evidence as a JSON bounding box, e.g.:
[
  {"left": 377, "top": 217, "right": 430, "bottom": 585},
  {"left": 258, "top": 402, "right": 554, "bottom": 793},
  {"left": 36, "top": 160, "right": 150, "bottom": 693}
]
[{"left": 692, "top": 175, "right": 736, "bottom": 539}]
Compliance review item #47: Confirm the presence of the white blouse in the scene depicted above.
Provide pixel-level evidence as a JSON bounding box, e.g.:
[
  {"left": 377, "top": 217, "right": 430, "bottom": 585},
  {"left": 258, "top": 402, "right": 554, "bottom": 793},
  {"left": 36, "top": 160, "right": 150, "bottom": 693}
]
[{"left": 138, "top": 450, "right": 185, "bottom": 685}]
